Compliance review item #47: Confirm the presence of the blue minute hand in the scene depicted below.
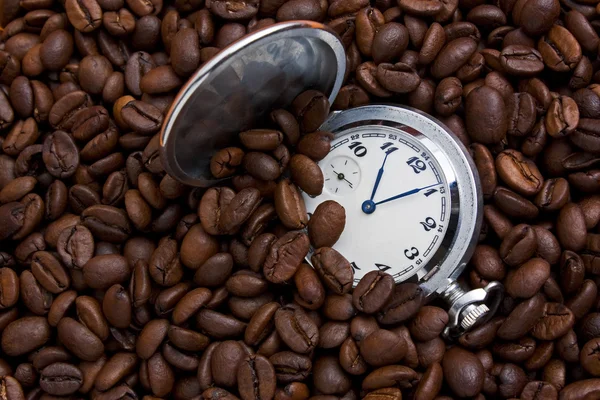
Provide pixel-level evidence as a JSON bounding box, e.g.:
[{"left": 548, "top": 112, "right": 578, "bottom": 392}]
[
  {"left": 374, "top": 183, "right": 439, "bottom": 206},
  {"left": 370, "top": 153, "right": 389, "bottom": 201}
]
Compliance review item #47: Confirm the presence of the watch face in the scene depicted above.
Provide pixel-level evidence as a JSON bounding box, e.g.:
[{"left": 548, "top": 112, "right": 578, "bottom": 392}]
[{"left": 303, "top": 125, "right": 452, "bottom": 285}]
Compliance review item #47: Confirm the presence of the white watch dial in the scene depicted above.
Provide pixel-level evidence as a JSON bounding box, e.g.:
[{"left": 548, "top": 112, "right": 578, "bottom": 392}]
[{"left": 304, "top": 125, "right": 452, "bottom": 285}]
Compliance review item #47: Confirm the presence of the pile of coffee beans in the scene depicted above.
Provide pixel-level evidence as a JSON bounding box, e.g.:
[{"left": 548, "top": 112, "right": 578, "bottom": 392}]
[{"left": 3, "top": 0, "right": 600, "bottom": 398}]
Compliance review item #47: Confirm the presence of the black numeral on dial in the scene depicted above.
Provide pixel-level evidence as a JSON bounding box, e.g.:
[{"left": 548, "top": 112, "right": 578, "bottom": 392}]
[
  {"left": 406, "top": 156, "right": 426, "bottom": 173},
  {"left": 420, "top": 217, "right": 437, "bottom": 231},
  {"left": 404, "top": 247, "right": 419, "bottom": 260},
  {"left": 380, "top": 142, "right": 398, "bottom": 155},
  {"left": 375, "top": 263, "right": 391, "bottom": 272},
  {"left": 348, "top": 142, "right": 367, "bottom": 157}
]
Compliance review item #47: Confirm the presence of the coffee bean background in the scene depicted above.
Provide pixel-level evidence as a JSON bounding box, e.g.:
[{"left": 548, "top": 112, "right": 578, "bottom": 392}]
[{"left": 2, "top": 0, "right": 600, "bottom": 398}]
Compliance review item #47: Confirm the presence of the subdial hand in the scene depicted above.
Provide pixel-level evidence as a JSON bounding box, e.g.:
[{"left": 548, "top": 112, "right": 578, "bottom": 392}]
[{"left": 333, "top": 170, "right": 354, "bottom": 188}]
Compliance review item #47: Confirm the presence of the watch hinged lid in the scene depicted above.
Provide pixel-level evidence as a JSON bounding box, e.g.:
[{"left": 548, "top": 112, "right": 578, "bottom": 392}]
[{"left": 159, "top": 20, "right": 347, "bottom": 187}]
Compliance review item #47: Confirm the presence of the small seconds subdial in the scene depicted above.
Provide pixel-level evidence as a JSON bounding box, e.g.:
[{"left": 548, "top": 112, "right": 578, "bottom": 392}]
[
  {"left": 323, "top": 156, "right": 361, "bottom": 195},
  {"left": 304, "top": 125, "right": 451, "bottom": 285}
]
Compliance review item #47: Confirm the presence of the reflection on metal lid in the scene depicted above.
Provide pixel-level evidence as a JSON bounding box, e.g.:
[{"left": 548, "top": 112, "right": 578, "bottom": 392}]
[{"left": 160, "top": 21, "right": 346, "bottom": 187}]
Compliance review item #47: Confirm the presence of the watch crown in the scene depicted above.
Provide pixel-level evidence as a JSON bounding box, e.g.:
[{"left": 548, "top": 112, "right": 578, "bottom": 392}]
[{"left": 460, "top": 304, "right": 490, "bottom": 331}]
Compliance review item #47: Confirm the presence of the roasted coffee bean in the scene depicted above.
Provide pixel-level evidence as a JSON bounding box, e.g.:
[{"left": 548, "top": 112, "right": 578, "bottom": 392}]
[
  {"left": 442, "top": 346, "right": 484, "bottom": 397},
  {"left": 289, "top": 154, "right": 324, "bottom": 196},
  {"left": 494, "top": 187, "right": 539, "bottom": 220},
  {"left": 466, "top": 85, "right": 507, "bottom": 144},
  {"left": 263, "top": 231, "right": 309, "bottom": 283},
  {"left": 352, "top": 271, "right": 394, "bottom": 314},
  {"left": 65, "top": 0, "right": 102, "bottom": 32},
  {"left": 546, "top": 96, "right": 579, "bottom": 138},
  {"left": 376, "top": 62, "right": 421, "bottom": 94},
  {"left": 237, "top": 354, "right": 276, "bottom": 400},
  {"left": 360, "top": 329, "right": 406, "bottom": 367},
  {"left": 496, "top": 149, "right": 543, "bottom": 196},
  {"left": 291, "top": 90, "right": 329, "bottom": 133},
  {"left": 243, "top": 152, "right": 281, "bottom": 182},
  {"left": 270, "top": 351, "right": 312, "bottom": 383},
  {"left": 81, "top": 204, "right": 131, "bottom": 243},
  {"left": 275, "top": 305, "right": 318, "bottom": 353},
  {"left": 121, "top": 100, "right": 163, "bottom": 135},
  {"left": 2, "top": 316, "right": 51, "bottom": 356},
  {"left": 377, "top": 283, "right": 424, "bottom": 325},
  {"left": 49, "top": 90, "right": 91, "bottom": 130},
  {"left": 499, "top": 223, "right": 537, "bottom": 267},
  {"left": 31, "top": 251, "right": 69, "bottom": 294},
  {"left": 538, "top": 25, "right": 582, "bottom": 73},
  {"left": 532, "top": 303, "right": 575, "bottom": 340},
  {"left": 39, "top": 362, "right": 82, "bottom": 395},
  {"left": 500, "top": 45, "right": 543, "bottom": 77},
  {"left": 312, "top": 247, "right": 353, "bottom": 294}
]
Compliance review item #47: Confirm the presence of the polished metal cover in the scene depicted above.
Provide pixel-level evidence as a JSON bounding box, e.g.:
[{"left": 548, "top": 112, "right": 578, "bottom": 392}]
[{"left": 160, "top": 21, "right": 346, "bottom": 187}]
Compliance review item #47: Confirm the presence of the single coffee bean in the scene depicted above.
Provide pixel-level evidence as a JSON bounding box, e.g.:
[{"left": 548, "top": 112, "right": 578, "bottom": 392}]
[
  {"left": 275, "top": 306, "right": 319, "bottom": 353},
  {"left": 239, "top": 129, "right": 283, "bottom": 152},
  {"left": 442, "top": 346, "right": 484, "bottom": 397},
  {"left": 82, "top": 254, "right": 129, "bottom": 290},
  {"left": 500, "top": 45, "right": 544, "bottom": 77},
  {"left": 499, "top": 223, "right": 537, "bottom": 267},
  {"left": 289, "top": 154, "right": 324, "bottom": 196},
  {"left": 352, "top": 271, "right": 394, "bottom": 314},
  {"left": 291, "top": 90, "right": 329, "bottom": 133},
  {"left": 40, "top": 363, "right": 83, "bottom": 395},
  {"left": 371, "top": 22, "right": 409, "bottom": 64},
  {"left": 377, "top": 283, "right": 424, "bottom": 325},
  {"left": 263, "top": 231, "right": 309, "bottom": 283},
  {"left": 307, "top": 200, "right": 345, "bottom": 248},
  {"left": 273, "top": 179, "right": 308, "bottom": 230},
  {"left": 31, "top": 251, "right": 69, "bottom": 294},
  {"left": 556, "top": 202, "right": 587, "bottom": 252},
  {"left": 360, "top": 329, "right": 406, "bottom": 367},
  {"left": 434, "top": 77, "right": 462, "bottom": 116},
  {"left": 532, "top": 302, "right": 575, "bottom": 340},
  {"left": 121, "top": 100, "right": 163, "bottom": 135},
  {"left": 0, "top": 175, "right": 36, "bottom": 203},
  {"left": 209, "top": 147, "right": 246, "bottom": 181},
  {"left": 376, "top": 62, "right": 421, "bottom": 93},
  {"left": 270, "top": 351, "right": 312, "bottom": 383},
  {"left": 81, "top": 204, "right": 131, "bottom": 243},
  {"left": 237, "top": 354, "right": 276, "bottom": 400},
  {"left": 505, "top": 257, "right": 551, "bottom": 298},
  {"left": 545, "top": 96, "right": 579, "bottom": 138},
  {"left": 494, "top": 187, "right": 539, "bottom": 220},
  {"left": 311, "top": 247, "right": 353, "bottom": 295},
  {"left": 312, "top": 355, "right": 351, "bottom": 395},
  {"left": 409, "top": 306, "right": 449, "bottom": 341},
  {"left": 65, "top": 0, "right": 102, "bottom": 32},
  {"left": 45, "top": 179, "right": 68, "bottom": 221},
  {"left": 466, "top": 85, "right": 507, "bottom": 144},
  {"left": 362, "top": 365, "right": 419, "bottom": 390},
  {"left": 243, "top": 152, "right": 281, "bottom": 182},
  {"left": 538, "top": 25, "right": 582, "bottom": 72},
  {"left": 512, "top": 0, "right": 559, "bottom": 36},
  {"left": 180, "top": 223, "right": 219, "bottom": 270},
  {"left": 49, "top": 90, "right": 92, "bottom": 130},
  {"left": 2, "top": 316, "right": 50, "bottom": 356}
]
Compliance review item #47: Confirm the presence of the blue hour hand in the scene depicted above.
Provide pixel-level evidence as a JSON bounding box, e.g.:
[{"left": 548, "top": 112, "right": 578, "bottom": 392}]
[
  {"left": 370, "top": 153, "right": 389, "bottom": 201},
  {"left": 361, "top": 183, "right": 439, "bottom": 214},
  {"left": 361, "top": 154, "right": 390, "bottom": 214}
]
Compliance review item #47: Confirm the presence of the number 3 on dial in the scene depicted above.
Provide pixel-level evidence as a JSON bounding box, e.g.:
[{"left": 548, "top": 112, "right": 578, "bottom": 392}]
[{"left": 404, "top": 247, "right": 419, "bottom": 260}]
